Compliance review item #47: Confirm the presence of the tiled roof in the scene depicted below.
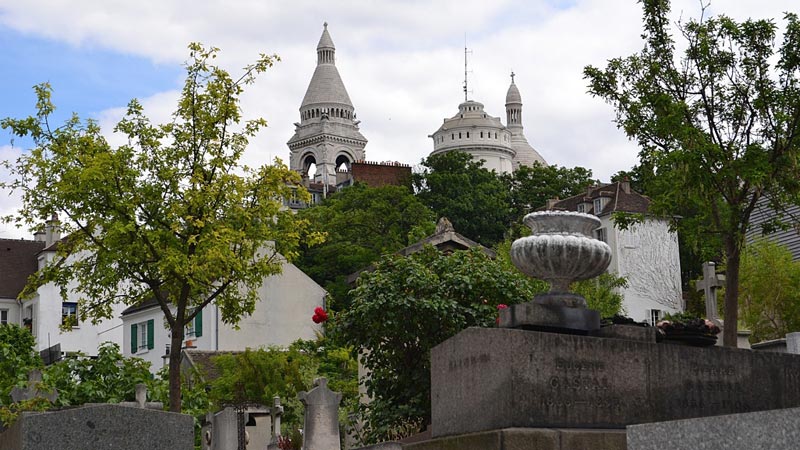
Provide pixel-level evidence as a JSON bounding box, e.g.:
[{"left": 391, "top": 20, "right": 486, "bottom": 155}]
[
  {"left": 0, "top": 239, "right": 45, "bottom": 299},
  {"left": 121, "top": 298, "right": 160, "bottom": 316},
  {"left": 547, "top": 181, "right": 650, "bottom": 216}
]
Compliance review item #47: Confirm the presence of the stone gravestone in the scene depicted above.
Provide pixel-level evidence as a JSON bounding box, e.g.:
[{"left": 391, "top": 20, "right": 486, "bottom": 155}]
[
  {"left": 695, "top": 261, "right": 724, "bottom": 327},
  {"left": 628, "top": 406, "right": 800, "bottom": 450},
  {"left": 118, "top": 383, "right": 163, "bottom": 409},
  {"left": 0, "top": 404, "right": 193, "bottom": 450},
  {"left": 267, "top": 396, "right": 284, "bottom": 450},
  {"left": 299, "top": 377, "right": 342, "bottom": 450},
  {"left": 203, "top": 405, "right": 271, "bottom": 450},
  {"left": 10, "top": 369, "right": 58, "bottom": 403}
]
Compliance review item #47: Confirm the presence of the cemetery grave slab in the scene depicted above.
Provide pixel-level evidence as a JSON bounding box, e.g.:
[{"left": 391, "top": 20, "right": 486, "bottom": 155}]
[
  {"left": 431, "top": 327, "right": 800, "bottom": 438},
  {"left": 403, "top": 427, "right": 626, "bottom": 450}
]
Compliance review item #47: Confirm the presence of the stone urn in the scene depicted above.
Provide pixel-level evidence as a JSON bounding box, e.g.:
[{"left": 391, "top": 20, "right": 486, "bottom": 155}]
[
  {"left": 511, "top": 211, "right": 612, "bottom": 307},
  {"left": 501, "top": 211, "right": 612, "bottom": 333}
]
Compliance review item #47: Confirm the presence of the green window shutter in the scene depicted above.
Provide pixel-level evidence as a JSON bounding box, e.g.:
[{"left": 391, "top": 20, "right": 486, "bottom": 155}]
[
  {"left": 131, "top": 323, "right": 138, "bottom": 354},
  {"left": 147, "top": 319, "right": 155, "bottom": 350},
  {"left": 194, "top": 309, "right": 203, "bottom": 338}
]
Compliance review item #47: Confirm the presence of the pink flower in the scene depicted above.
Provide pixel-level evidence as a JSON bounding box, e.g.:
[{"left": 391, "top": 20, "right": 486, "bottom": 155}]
[{"left": 497, "top": 304, "right": 508, "bottom": 310}]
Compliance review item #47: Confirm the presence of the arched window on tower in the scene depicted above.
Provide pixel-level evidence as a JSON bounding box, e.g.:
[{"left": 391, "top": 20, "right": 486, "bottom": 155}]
[{"left": 335, "top": 154, "right": 352, "bottom": 173}]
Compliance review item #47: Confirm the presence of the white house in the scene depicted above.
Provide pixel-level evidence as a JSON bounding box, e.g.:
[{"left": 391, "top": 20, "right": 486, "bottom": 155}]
[
  {"left": 120, "top": 257, "right": 327, "bottom": 373},
  {"left": 548, "top": 181, "right": 683, "bottom": 323},
  {"left": 1, "top": 220, "right": 126, "bottom": 357}
]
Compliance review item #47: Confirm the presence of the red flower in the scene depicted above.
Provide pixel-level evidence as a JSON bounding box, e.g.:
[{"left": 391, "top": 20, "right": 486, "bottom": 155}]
[
  {"left": 497, "top": 304, "right": 508, "bottom": 310},
  {"left": 312, "top": 307, "right": 329, "bottom": 324}
]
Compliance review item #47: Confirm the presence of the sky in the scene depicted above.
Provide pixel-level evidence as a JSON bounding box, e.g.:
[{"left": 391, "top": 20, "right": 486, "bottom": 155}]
[{"left": 0, "top": 0, "right": 797, "bottom": 239}]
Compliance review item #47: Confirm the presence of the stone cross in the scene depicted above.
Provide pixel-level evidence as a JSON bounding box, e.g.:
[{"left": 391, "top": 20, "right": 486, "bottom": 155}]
[
  {"left": 10, "top": 369, "right": 58, "bottom": 403},
  {"left": 119, "top": 383, "right": 164, "bottom": 410},
  {"left": 695, "top": 261, "right": 725, "bottom": 326},
  {"left": 298, "top": 377, "right": 342, "bottom": 450},
  {"left": 267, "top": 396, "right": 284, "bottom": 450}
]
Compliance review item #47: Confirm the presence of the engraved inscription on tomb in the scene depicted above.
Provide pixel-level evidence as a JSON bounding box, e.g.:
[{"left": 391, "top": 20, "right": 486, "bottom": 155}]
[
  {"left": 542, "top": 357, "right": 623, "bottom": 415},
  {"left": 447, "top": 353, "right": 490, "bottom": 372}
]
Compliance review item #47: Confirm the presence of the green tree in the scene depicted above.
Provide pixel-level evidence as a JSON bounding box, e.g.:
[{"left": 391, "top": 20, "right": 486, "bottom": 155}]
[
  {"left": 584, "top": 1, "right": 800, "bottom": 346},
  {"left": 1, "top": 43, "right": 321, "bottom": 410},
  {"left": 43, "top": 342, "right": 152, "bottom": 407},
  {"left": 504, "top": 162, "right": 596, "bottom": 225},
  {"left": 334, "top": 246, "right": 542, "bottom": 443},
  {"left": 0, "top": 324, "right": 42, "bottom": 405},
  {"left": 413, "top": 151, "right": 512, "bottom": 247},
  {"left": 296, "top": 183, "right": 435, "bottom": 308},
  {"left": 738, "top": 239, "right": 800, "bottom": 342}
]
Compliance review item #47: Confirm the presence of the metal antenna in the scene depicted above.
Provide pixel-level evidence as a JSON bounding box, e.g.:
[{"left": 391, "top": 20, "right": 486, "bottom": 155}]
[{"left": 463, "top": 35, "right": 473, "bottom": 101}]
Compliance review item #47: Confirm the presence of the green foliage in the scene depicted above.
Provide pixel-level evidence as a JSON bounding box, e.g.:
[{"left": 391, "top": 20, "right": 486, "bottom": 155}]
[
  {"left": 573, "top": 273, "right": 628, "bottom": 318},
  {"left": 334, "top": 246, "right": 542, "bottom": 443},
  {"left": 413, "top": 152, "right": 512, "bottom": 247},
  {"left": 43, "top": 342, "right": 152, "bottom": 407},
  {"left": 296, "top": 183, "right": 435, "bottom": 309},
  {"left": 585, "top": 2, "right": 800, "bottom": 346},
  {"left": 0, "top": 325, "right": 41, "bottom": 405},
  {"left": 1, "top": 43, "right": 322, "bottom": 410},
  {"left": 503, "top": 162, "right": 596, "bottom": 227},
  {"left": 738, "top": 239, "right": 800, "bottom": 342}
]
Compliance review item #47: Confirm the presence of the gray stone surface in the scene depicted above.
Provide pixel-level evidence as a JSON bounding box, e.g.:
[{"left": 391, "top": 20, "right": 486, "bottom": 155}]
[
  {"left": 627, "top": 407, "right": 800, "bottom": 450},
  {"left": 430, "top": 327, "right": 800, "bottom": 438},
  {"left": 594, "top": 324, "right": 656, "bottom": 343},
  {"left": 353, "top": 443, "right": 402, "bottom": 450},
  {"left": 0, "top": 404, "right": 193, "bottom": 450},
  {"left": 787, "top": 332, "right": 800, "bottom": 354},
  {"left": 10, "top": 369, "right": 58, "bottom": 403},
  {"left": 299, "top": 377, "right": 342, "bottom": 450},
  {"left": 499, "top": 301, "right": 600, "bottom": 333},
  {"left": 404, "top": 428, "right": 626, "bottom": 450}
]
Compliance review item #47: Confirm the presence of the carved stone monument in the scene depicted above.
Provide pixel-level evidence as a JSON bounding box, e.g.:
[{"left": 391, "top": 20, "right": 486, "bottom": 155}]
[
  {"left": 10, "top": 369, "right": 58, "bottom": 404},
  {"left": 299, "top": 377, "right": 342, "bottom": 450},
  {"left": 501, "top": 211, "right": 611, "bottom": 333}
]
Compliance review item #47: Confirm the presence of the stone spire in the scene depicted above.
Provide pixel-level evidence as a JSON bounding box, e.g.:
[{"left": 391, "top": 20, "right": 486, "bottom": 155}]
[
  {"left": 504, "top": 73, "right": 547, "bottom": 168},
  {"left": 288, "top": 23, "right": 367, "bottom": 185}
]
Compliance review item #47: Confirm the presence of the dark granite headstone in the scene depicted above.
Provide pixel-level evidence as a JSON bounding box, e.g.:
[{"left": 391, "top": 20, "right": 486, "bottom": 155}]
[
  {"left": 430, "top": 327, "right": 800, "bottom": 438},
  {"left": 0, "top": 404, "right": 193, "bottom": 450}
]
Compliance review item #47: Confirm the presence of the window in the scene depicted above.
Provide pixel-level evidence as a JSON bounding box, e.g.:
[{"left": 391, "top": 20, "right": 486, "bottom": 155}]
[
  {"left": 185, "top": 309, "right": 203, "bottom": 339},
  {"left": 596, "top": 227, "right": 607, "bottom": 243},
  {"left": 594, "top": 198, "right": 604, "bottom": 213},
  {"left": 577, "top": 204, "right": 586, "bottom": 213},
  {"left": 649, "top": 309, "right": 663, "bottom": 326},
  {"left": 0, "top": 309, "right": 7, "bottom": 325},
  {"left": 480, "top": 131, "right": 484, "bottom": 138},
  {"left": 130, "top": 319, "right": 155, "bottom": 353},
  {"left": 466, "top": 132, "right": 470, "bottom": 138},
  {"left": 62, "top": 302, "right": 78, "bottom": 327}
]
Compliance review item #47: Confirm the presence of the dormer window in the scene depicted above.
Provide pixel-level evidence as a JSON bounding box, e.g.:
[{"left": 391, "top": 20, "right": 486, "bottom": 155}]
[
  {"left": 594, "top": 197, "right": 609, "bottom": 214},
  {"left": 577, "top": 204, "right": 586, "bottom": 213}
]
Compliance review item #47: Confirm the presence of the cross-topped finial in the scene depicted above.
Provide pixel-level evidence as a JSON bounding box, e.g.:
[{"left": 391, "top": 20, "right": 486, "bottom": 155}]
[
  {"left": 511, "top": 71, "right": 516, "bottom": 83},
  {"left": 324, "top": 22, "right": 328, "bottom": 29}
]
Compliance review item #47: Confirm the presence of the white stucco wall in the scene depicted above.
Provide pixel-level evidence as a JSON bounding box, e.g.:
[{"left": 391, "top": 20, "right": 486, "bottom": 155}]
[
  {"left": 121, "top": 260, "right": 325, "bottom": 374},
  {"left": 30, "top": 250, "right": 125, "bottom": 355},
  {"left": 217, "top": 262, "right": 325, "bottom": 350},
  {"left": 600, "top": 217, "right": 683, "bottom": 322}
]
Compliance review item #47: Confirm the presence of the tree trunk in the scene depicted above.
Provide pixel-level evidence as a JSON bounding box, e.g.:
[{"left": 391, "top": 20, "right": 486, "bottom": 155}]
[
  {"left": 723, "top": 240, "right": 741, "bottom": 347},
  {"left": 168, "top": 323, "right": 185, "bottom": 412}
]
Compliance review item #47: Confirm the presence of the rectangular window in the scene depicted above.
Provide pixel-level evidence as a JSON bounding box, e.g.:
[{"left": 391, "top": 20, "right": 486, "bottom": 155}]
[
  {"left": 186, "top": 308, "right": 203, "bottom": 339},
  {"left": 596, "top": 228, "right": 607, "bottom": 243},
  {"left": 577, "top": 204, "right": 586, "bottom": 213},
  {"left": 131, "top": 319, "right": 155, "bottom": 353},
  {"left": 0, "top": 309, "right": 7, "bottom": 325},
  {"left": 62, "top": 302, "right": 78, "bottom": 327},
  {"left": 649, "top": 309, "right": 662, "bottom": 326}
]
